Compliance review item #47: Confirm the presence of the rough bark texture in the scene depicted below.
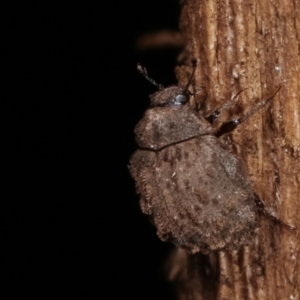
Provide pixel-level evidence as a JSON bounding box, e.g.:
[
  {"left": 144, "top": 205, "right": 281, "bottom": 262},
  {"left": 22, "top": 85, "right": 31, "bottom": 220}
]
[{"left": 168, "top": 0, "right": 300, "bottom": 299}]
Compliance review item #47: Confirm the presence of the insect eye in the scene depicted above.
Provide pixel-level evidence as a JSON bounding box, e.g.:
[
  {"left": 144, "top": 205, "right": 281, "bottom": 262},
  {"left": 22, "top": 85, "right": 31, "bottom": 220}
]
[{"left": 173, "top": 93, "right": 189, "bottom": 106}]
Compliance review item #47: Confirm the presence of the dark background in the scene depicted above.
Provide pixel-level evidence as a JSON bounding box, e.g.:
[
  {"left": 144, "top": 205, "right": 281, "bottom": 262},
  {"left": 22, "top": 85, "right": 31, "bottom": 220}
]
[{"left": 5, "top": 2, "right": 183, "bottom": 299}]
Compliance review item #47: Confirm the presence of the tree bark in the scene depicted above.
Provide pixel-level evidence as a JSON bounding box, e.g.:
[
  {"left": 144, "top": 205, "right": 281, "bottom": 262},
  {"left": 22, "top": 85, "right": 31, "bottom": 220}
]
[{"left": 168, "top": 1, "right": 300, "bottom": 299}]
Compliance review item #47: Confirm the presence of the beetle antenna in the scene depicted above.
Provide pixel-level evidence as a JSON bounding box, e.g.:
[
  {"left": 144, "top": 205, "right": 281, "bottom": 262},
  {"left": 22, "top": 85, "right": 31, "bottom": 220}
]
[
  {"left": 185, "top": 59, "right": 197, "bottom": 91},
  {"left": 137, "top": 63, "right": 164, "bottom": 90}
]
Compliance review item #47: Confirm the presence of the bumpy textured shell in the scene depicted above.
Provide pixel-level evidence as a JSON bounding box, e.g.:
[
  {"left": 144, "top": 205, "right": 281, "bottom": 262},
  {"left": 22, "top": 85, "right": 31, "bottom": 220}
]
[
  {"left": 130, "top": 86, "right": 257, "bottom": 254},
  {"left": 134, "top": 105, "right": 213, "bottom": 150},
  {"left": 130, "top": 136, "right": 257, "bottom": 253}
]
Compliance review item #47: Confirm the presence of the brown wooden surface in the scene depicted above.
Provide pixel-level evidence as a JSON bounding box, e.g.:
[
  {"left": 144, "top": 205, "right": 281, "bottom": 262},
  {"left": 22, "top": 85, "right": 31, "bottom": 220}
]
[{"left": 168, "top": 0, "right": 300, "bottom": 299}]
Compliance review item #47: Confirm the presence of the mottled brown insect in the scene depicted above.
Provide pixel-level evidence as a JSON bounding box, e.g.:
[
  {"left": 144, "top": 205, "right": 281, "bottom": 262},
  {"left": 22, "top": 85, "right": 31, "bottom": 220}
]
[{"left": 129, "top": 61, "right": 288, "bottom": 254}]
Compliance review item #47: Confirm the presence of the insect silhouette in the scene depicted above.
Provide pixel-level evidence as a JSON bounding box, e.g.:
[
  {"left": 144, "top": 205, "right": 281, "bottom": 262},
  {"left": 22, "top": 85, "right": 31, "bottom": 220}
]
[{"left": 129, "top": 60, "right": 294, "bottom": 254}]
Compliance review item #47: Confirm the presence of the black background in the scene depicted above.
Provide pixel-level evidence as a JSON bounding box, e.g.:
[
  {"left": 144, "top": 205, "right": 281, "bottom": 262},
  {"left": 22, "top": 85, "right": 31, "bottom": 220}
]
[{"left": 5, "top": 2, "right": 183, "bottom": 299}]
